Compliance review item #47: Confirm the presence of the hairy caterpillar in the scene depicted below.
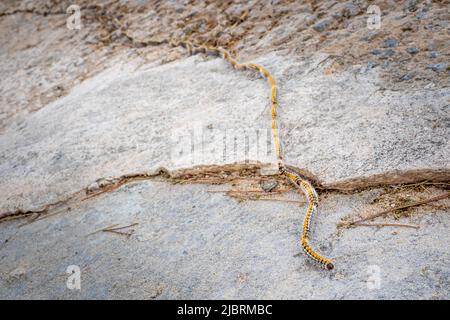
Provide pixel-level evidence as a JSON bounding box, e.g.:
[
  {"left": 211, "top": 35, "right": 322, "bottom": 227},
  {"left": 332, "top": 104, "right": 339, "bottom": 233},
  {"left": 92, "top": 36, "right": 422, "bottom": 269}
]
[
  {"left": 168, "top": 39, "right": 334, "bottom": 270},
  {"left": 282, "top": 168, "right": 334, "bottom": 270}
]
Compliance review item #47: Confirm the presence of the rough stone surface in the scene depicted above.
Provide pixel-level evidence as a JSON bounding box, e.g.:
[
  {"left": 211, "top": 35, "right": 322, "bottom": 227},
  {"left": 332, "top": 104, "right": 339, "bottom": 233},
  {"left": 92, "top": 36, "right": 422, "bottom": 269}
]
[
  {"left": 0, "top": 0, "right": 449, "bottom": 299},
  {"left": 1, "top": 52, "right": 448, "bottom": 213},
  {"left": 1, "top": 181, "right": 449, "bottom": 299},
  {"left": 2, "top": 0, "right": 449, "bottom": 133}
]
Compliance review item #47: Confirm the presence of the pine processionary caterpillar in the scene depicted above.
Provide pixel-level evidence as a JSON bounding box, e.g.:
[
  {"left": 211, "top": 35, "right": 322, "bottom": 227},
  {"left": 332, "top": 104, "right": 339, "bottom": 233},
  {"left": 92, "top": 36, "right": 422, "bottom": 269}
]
[
  {"left": 283, "top": 168, "right": 334, "bottom": 270},
  {"left": 53, "top": 6, "right": 334, "bottom": 269},
  {"left": 169, "top": 39, "right": 334, "bottom": 270}
]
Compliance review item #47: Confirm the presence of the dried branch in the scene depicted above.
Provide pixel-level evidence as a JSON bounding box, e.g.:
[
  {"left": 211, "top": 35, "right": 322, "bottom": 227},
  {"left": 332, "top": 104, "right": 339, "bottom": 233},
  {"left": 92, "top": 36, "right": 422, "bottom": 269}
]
[
  {"left": 86, "top": 223, "right": 138, "bottom": 238},
  {"left": 344, "top": 192, "right": 450, "bottom": 226},
  {"left": 350, "top": 222, "right": 420, "bottom": 229}
]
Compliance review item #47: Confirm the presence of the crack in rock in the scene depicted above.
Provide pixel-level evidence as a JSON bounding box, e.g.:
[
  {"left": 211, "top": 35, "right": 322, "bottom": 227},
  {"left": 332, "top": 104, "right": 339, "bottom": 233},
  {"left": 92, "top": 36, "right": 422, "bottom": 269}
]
[{"left": 1, "top": 163, "right": 448, "bottom": 224}]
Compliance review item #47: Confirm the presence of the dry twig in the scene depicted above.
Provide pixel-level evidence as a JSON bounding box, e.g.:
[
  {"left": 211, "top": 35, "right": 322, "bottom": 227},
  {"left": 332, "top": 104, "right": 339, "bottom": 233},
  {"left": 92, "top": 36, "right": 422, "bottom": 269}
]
[
  {"left": 87, "top": 223, "right": 138, "bottom": 238},
  {"left": 343, "top": 192, "right": 450, "bottom": 227},
  {"left": 349, "top": 222, "right": 420, "bottom": 229}
]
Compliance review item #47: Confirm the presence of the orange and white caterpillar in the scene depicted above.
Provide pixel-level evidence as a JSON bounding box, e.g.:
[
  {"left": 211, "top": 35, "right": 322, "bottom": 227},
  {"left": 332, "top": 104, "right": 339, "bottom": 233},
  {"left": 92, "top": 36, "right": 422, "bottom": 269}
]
[{"left": 170, "top": 39, "right": 334, "bottom": 270}]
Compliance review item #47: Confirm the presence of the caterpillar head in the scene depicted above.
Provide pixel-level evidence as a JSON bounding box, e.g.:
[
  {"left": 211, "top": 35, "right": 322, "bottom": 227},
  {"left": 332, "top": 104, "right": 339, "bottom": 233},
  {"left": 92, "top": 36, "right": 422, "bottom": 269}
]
[{"left": 325, "top": 262, "right": 334, "bottom": 270}]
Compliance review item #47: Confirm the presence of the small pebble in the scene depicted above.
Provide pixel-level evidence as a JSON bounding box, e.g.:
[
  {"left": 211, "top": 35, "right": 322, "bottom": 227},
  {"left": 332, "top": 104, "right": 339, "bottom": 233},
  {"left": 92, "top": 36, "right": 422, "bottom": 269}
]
[
  {"left": 429, "top": 51, "right": 439, "bottom": 58},
  {"left": 342, "top": 3, "right": 361, "bottom": 17},
  {"left": 312, "top": 19, "right": 330, "bottom": 32},
  {"left": 371, "top": 49, "right": 382, "bottom": 55},
  {"left": 364, "top": 61, "right": 378, "bottom": 71},
  {"left": 415, "top": 12, "right": 426, "bottom": 20},
  {"left": 9, "top": 266, "right": 27, "bottom": 279},
  {"left": 405, "top": 0, "right": 418, "bottom": 12},
  {"left": 361, "top": 31, "right": 379, "bottom": 42},
  {"left": 400, "top": 73, "right": 413, "bottom": 81},
  {"left": 427, "top": 63, "right": 448, "bottom": 73},
  {"left": 380, "top": 49, "right": 395, "bottom": 59},
  {"left": 261, "top": 180, "right": 278, "bottom": 192},
  {"left": 332, "top": 12, "right": 342, "bottom": 20},
  {"left": 406, "top": 47, "right": 419, "bottom": 54},
  {"left": 383, "top": 39, "right": 400, "bottom": 48}
]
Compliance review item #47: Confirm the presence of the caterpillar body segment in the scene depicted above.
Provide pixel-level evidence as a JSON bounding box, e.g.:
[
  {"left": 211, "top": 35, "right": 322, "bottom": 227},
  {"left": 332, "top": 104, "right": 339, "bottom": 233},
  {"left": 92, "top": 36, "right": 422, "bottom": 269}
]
[
  {"left": 173, "top": 39, "right": 333, "bottom": 270},
  {"left": 283, "top": 167, "right": 334, "bottom": 270},
  {"left": 301, "top": 238, "right": 334, "bottom": 270}
]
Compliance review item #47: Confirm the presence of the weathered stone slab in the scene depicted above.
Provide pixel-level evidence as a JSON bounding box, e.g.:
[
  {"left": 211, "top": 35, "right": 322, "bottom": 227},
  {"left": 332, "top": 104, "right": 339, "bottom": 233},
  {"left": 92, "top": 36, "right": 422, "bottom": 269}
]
[
  {"left": 0, "top": 181, "right": 449, "bottom": 299},
  {"left": 1, "top": 52, "right": 449, "bottom": 213},
  {"left": 278, "top": 54, "right": 450, "bottom": 189}
]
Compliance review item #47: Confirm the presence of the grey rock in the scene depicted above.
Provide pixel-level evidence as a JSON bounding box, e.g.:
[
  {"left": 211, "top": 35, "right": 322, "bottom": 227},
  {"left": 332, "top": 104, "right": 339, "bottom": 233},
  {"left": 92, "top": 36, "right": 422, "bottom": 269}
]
[
  {"left": 380, "top": 48, "right": 396, "bottom": 59},
  {"left": 342, "top": 3, "right": 361, "bottom": 18},
  {"left": 371, "top": 49, "right": 382, "bottom": 55},
  {"left": 332, "top": 12, "right": 342, "bottom": 20},
  {"left": 429, "top": 51, "right": 439, "bottom": 59},
  {"left": 405, "top": 0, "right": 418, "bottom": 12},
  {"left": 363, "top": 61, "right": 378, "bottom": 72},
  {"left": 303, "top": 15, "right": 317, "bottom": 26},
  {"left": 260, "top": 179, "right": 278, "bottom": 192},
  {"left": 428, "top": 63, "right": 448, "bottom": 73},
  {"left": 415, "top": 12, "right": 426, "bottom": 20},
  {"left": 400, "top": 73, "right": 414, "bottom": 81},
  {"left": 361, "top": 31, "right": 379, "bottom": 42},
  {"left": 312, "top": 19, "right": 331, "bottom": 32},
  {"left": 406, "top": 47, "right": 419, "bottom": 55},
  {"left": 383, "top": 39, "right": 400, "bottom": 48}
]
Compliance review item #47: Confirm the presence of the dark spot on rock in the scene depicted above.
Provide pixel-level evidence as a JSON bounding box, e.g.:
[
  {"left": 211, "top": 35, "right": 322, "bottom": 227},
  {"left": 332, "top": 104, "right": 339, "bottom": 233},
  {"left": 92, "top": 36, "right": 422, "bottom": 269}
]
[{"left": 401, "top": 22, "right": 415, "bottom": 32}]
